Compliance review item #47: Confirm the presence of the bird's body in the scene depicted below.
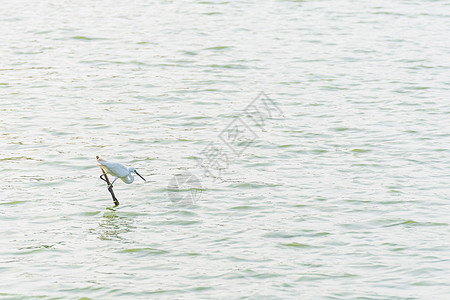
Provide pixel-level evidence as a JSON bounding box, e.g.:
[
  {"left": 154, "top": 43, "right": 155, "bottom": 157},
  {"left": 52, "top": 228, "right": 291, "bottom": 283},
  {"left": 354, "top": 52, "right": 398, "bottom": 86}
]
[{"left": 97, "top": 157, "right": 146, "bottom": 187}]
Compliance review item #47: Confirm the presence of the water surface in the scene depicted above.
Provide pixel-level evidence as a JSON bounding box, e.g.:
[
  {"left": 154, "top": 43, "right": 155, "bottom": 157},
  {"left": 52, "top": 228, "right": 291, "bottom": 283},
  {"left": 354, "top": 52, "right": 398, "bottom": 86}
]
[{"left": 1, "top": 0, "right": 450, "bottom": 299}]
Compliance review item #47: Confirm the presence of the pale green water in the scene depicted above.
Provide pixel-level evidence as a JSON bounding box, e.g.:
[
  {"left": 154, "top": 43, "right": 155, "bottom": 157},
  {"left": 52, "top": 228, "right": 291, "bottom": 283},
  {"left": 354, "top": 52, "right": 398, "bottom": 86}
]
[{"left": 1, "top": 0, "right": 450, "bottom": 299}]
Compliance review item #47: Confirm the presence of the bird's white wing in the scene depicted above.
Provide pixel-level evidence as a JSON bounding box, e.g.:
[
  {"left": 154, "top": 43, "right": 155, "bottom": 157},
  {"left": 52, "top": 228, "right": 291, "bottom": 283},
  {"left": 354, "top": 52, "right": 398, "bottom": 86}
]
[{"left": 98, "top": 159, "right": 130, "bottom": 178}]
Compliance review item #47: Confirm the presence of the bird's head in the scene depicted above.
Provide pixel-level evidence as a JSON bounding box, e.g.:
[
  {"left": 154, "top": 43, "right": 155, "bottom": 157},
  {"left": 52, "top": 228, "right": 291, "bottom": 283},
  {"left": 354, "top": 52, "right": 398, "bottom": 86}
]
[{"left": 128, "top": 167, "right": 146, "bottom": 182}]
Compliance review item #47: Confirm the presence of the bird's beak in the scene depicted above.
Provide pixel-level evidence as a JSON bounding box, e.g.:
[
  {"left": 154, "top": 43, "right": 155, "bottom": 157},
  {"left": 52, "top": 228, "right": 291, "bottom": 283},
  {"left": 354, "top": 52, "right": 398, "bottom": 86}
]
[{"left": 135, "top": 170, "right": 146, "bottom": 182}]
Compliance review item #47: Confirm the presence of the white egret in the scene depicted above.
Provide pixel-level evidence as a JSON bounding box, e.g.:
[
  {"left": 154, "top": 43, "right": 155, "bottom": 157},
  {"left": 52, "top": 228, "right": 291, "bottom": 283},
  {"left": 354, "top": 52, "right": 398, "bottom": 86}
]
[{"left": 97, "top": 157, "right": 146, "bottom": 191}]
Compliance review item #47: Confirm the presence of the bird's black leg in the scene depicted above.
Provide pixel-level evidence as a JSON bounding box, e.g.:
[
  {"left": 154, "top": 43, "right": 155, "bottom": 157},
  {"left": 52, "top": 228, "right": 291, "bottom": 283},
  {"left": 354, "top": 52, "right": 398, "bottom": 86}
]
[
  {"left": 107, "top": 177, "right": 118, "bottom": 193},
  {"left": 100, "top": 174, "right": 107, "bottom": 182}
]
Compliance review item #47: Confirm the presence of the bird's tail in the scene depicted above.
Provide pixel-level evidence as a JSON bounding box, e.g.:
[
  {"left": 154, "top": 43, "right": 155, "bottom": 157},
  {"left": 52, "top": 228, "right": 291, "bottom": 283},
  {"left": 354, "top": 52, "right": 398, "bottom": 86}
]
[
  {"left": 96, "top": 156, "right": 106, "bottom": 165},
  {"left": 96, "top": 156, "right": 110, "bottom": 176}
]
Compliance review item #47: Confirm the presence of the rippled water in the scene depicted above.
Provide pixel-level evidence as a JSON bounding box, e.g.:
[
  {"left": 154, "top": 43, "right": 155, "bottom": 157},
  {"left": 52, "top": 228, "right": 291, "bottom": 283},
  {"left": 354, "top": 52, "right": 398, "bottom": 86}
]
[{"left": 1, "top": 0, "right": 450, "bottom": 299}]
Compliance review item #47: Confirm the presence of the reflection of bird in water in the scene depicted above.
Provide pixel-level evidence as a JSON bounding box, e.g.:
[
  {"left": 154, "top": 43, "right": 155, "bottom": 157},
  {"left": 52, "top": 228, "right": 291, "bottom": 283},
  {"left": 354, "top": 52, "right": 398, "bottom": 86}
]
[{"left": 98, "top": 210, "right": 133, "bottom": 241}]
